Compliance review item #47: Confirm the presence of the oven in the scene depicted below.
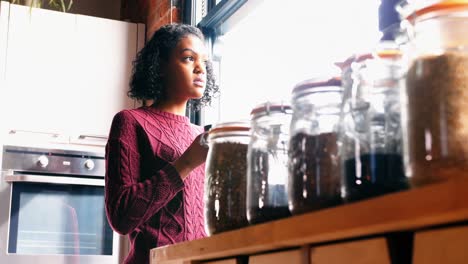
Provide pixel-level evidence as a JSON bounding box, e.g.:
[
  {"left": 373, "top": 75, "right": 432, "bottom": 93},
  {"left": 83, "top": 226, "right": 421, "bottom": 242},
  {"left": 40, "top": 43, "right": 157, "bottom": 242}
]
[{"left": 0, "top": 137, "right": 123, "bottom": 264}]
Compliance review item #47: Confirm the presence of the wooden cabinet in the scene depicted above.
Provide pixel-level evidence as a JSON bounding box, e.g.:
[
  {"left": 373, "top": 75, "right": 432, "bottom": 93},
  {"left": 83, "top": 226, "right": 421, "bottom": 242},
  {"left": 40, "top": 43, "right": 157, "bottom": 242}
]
[
  {"left": 150, "top": 177, "right": 468, "bottom": 264},
  {"left": 74, "top": 14, "right": 138, "bottom": 136},
  {"left": 3, "top": 4, "right": 76, "bottom": 134},
  {"left": 202, "top": 258, "right": 243, "bottom": 264},
  {"left": 0, "top": 1, "right": 9, "bottom": 146},
  {"left": 1, "top": 3, "right": 145, "bottom": 136},
  {"left": 249, "top": 248, "right": 307, "bottom": 264},
  {"left": 0, "top": 1, "right": 8, "bottom": 87},
  {"left": 310, "top": 238, "right": 391, "bottom": 264},
  {"left": 413, "top": 225, "right": 468, "bottom": 264}
]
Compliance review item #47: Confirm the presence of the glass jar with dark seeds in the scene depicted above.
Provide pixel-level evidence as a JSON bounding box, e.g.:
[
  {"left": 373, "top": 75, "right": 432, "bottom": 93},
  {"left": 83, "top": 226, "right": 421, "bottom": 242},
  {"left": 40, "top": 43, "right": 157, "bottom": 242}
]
[
  {"left": 288, "top": 74, "right": 344, "bottom": 215},
  {"left": 339, "top": 45, "right": 408, "bottom": 202},
  {"left": 204, "top": 121, "right": 250, "bottom": 235},
  {"left": 246, "top": 102, "right": 292, "bottom": 224},
  {"left": 397, "top": 0, "right": 468, "bottom": 187}
]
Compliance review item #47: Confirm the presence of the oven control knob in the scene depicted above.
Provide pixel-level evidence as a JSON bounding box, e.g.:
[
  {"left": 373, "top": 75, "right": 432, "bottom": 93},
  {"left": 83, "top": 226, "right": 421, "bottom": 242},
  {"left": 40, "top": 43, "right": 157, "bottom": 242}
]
[
  {"left": 37, "top": 155, "right": 49, "bottom": 168},
  {"left": 84, "top": 159, "right": 95, "bottom": 170}
]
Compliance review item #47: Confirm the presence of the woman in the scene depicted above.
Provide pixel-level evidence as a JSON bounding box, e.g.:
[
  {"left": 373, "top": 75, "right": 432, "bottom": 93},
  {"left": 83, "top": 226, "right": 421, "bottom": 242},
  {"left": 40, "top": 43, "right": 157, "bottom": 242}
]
[{"left": 105, "top": 23, "right": 218, "bottom": 264}]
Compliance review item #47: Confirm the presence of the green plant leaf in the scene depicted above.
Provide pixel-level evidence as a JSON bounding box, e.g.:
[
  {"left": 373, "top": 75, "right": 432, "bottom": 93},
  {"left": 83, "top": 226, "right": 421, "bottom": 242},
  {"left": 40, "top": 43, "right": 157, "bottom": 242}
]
[
  {"left": 60, "top": 0, "right": 65, "bottom": 12},
  {"left": 12, "top": 0, "right": 73, "bottom": 12}
]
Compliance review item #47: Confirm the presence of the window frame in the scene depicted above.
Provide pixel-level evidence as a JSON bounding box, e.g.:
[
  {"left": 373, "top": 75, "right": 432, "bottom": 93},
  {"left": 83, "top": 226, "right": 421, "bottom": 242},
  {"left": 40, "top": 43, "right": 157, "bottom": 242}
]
[{"left": 195, "top": 0, "right": 264, "bottom": 125}]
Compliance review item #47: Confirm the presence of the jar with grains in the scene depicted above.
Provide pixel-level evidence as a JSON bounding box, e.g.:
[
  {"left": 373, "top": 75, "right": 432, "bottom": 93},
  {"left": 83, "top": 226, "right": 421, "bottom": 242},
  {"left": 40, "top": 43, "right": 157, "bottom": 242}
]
[
  {"left": 339, "top": 45, "right": 409, "bottom": 202},
  {"left": 288, "top": 75, "right": 343, "bottom": 215},
  {"left": 246, "top": 101, "right": 292, "bottom": 224},
  {"left": 397, "top": 0, "right": 468, "bottom": 187},
  {"left": 204, "top": 121, "right": 250, "bottom": 235}
]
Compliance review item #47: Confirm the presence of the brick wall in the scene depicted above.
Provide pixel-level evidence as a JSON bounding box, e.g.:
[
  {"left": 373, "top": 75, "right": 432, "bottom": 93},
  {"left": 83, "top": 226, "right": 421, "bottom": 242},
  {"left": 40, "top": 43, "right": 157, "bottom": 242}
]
[
  {"left": 120, "top": 0, "right": 147, "bottom": 23},
  {"left": 121, "top": 0, "right": 183, "bottom": 39}
]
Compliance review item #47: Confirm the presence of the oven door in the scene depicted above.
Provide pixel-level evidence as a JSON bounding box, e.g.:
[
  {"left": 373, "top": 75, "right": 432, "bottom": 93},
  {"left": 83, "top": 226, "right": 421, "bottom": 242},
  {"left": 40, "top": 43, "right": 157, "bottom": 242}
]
[{"left": 0, "top": 172, "right": 122, "bottom": 264}]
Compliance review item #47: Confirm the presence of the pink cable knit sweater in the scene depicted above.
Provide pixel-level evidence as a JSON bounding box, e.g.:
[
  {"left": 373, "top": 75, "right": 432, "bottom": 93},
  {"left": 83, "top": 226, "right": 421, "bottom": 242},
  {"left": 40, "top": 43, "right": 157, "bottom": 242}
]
[{"left": 105, "top": 106, "right": 206, "bottom": 264}]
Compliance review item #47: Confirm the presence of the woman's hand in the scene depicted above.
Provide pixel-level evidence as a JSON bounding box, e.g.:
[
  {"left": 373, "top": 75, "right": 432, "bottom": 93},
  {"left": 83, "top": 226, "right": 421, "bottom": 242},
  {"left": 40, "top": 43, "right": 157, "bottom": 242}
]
[{"left": 173, "top": 133, "right": 208, "bottom": 179}]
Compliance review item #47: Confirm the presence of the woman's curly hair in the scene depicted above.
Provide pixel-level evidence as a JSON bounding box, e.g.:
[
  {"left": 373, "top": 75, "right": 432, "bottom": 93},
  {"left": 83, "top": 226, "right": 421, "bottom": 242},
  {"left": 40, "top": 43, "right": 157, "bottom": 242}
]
[{"left": 128, "top": 23, "right": 219, "bottom": 111}]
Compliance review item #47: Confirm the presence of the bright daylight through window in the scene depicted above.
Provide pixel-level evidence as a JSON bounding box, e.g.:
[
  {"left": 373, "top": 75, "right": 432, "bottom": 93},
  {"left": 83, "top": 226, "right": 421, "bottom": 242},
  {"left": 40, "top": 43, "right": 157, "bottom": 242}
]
[{"left": 202, "top": 0, "right": 381, "bottom": 125}]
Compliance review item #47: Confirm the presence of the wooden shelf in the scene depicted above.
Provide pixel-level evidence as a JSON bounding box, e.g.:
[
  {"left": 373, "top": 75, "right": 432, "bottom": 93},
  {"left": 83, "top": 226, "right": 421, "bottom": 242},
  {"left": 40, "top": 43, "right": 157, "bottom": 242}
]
[{"left": 151, "top": 177, "right": 468, "bottom": 264}]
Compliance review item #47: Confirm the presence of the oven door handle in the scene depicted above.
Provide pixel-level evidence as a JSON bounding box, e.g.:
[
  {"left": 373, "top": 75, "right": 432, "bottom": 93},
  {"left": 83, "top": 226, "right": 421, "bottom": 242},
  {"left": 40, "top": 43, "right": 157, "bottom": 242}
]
[{"left": 4, "top": 174, "right": 105, "bottom": 186}]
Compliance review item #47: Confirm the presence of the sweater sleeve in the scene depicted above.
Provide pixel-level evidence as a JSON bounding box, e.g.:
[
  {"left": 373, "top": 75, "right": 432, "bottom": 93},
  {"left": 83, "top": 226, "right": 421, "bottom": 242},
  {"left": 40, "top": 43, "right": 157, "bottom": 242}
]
[{"left": 104, "top": 110, "right": 185, "bottom": 235}]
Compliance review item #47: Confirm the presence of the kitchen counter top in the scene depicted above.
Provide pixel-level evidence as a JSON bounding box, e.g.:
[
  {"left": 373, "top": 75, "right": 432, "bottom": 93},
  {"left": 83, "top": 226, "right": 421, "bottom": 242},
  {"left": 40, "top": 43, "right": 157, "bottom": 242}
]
[{"left": 151, "top": 177, "right": 468, "bottom": 264}]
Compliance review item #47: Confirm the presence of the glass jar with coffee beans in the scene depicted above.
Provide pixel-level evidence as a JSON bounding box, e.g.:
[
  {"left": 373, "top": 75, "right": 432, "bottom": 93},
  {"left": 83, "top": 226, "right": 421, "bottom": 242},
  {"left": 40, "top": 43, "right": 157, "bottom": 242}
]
[
  {"left": 339, "top": 45, "right": 408, "bottom": 202},
  {"left": 397, "top": 0, "right": 468, "bottom": 187},
  {"left": 204, "top": 121, "right": 250, "bottom": 235},
  {"left": 247, "top": 101, "right": 292, "bottom": 224},
  {"left": 288, "top": 74, "right": 343, "bottom": 215}
]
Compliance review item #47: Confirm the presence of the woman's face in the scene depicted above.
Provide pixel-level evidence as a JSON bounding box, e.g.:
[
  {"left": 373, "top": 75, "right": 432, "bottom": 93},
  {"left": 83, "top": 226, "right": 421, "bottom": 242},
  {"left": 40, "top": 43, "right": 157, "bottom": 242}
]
[{"left": 163, "top": 34, "right": 208, "bottom": 102}]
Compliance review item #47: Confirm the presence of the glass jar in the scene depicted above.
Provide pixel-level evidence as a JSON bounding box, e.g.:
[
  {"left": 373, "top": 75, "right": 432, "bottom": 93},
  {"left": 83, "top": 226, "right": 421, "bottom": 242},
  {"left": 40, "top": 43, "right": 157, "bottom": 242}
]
[
  {"left": 246, "top": 102, "right": 292, "bottom": 224},
  {"left": 397, "top": 0, "right": 468, "bottom": 187},
  {"left": 338, "top": 53, "right": 374, "bottom": 112},
  {"left": 288, "top": 76, "right": 343, "bottom": 215},
  {"left": 339, "top": 45, "right": 408, "bottom": 202},
  {"left": 204, "top": 121, "right": 250, "bottom": 235}
]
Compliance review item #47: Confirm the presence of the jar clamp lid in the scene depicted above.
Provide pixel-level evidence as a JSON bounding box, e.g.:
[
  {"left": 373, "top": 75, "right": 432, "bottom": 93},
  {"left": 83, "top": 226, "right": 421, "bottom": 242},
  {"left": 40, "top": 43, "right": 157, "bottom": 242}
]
[
  {"left": 292, "top": 77, "right": 343, "bottom": 101},
  {"left": 250, "top": 101, "right": 292, "bottom": 120},
  {"left": 335, "top": 53, "right": 374, "bottom": 71},
  {"left": 207, "top": 121, "right": 250, "bottom": 140},
  {"left": 397, "top": 0, "right": 468, "bottom": 21}
]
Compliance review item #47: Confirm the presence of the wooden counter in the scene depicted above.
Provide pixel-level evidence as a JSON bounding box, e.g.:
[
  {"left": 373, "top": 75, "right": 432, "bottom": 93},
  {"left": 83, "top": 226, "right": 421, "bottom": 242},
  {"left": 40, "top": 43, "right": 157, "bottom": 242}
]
[{"left": 151, "top": 177, "right": 468, "bottom": 264}]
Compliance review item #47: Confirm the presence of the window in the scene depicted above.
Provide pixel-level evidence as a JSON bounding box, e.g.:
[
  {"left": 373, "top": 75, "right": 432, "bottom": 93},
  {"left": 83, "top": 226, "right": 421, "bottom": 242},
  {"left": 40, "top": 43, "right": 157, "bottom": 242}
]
[{"left": 199, "top": 0, "right": 381, "bottom": 126}]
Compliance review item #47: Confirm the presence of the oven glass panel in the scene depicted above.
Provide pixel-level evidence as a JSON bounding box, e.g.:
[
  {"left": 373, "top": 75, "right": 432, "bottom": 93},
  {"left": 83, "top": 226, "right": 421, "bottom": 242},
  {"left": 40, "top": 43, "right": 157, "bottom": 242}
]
[{"left": 8, "top": 182, "right": 113, "bottom": 255}]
